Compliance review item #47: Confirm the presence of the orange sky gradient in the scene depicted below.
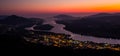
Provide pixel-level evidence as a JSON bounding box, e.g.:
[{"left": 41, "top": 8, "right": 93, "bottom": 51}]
[{"left": 0, "top": 0, "right": 120, "bottom": 15}]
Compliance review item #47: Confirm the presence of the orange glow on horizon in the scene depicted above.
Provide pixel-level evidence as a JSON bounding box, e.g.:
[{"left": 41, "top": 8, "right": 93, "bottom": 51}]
[
  {"left": 20, "top": 3, "right": 120, "bottom": 13},
  {"left": 0, "top": 0, "right": 120, "bottom": 14}
]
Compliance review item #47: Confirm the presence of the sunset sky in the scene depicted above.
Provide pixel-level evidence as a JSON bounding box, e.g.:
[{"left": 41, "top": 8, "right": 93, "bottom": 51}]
[{"left": 0, "top": 0, "right": 120, "bottom": 16}]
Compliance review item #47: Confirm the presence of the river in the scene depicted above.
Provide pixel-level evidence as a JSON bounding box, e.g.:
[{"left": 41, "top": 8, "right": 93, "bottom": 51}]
[{"left": 25, "top": 17, "right": 120, "bottom": 44}]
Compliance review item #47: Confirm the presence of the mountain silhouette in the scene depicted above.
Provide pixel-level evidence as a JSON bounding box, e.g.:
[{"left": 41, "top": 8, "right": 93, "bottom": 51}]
[
  {"left": 0, "top": 15, "right": 32, "bottom": 25},
  {"left": 56, "top": 13, "right": 120, "bottom": 39},
  {"left": 0, "top": 15, "right": 44, "bottom": 29},
  {"left": 0, "top": 15, "right": 8, "bottom": 19},
  {"left": 89, "top": 13, "right": 113, "bottom": 17},
  {"left": 54, "top": 14, "right": 79, "bottom": 20}
]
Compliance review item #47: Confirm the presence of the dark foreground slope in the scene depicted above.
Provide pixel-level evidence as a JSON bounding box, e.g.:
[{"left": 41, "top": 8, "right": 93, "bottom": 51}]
[
  {"left": 0, "top": 33, "right": 120, "bottom": 56},
  {"left": 0, "top": 26, "right": 119, "bottom": 56},
  {"left": 55, "top": 13, "right": 120, "bottom": 39}
]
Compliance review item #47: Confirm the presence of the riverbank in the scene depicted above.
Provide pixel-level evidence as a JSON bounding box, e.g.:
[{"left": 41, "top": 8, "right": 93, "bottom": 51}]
[{"left": 41, "top": 17, "right": 120, "bottom": 44}]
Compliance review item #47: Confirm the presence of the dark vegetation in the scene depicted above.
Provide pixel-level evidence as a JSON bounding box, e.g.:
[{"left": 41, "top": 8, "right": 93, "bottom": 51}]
[
  {"left": 34, "top": 24, "right": 54, "bottom": 30},
  {"left": 55, "top": 13, "right": 120, "bottom": 39}
]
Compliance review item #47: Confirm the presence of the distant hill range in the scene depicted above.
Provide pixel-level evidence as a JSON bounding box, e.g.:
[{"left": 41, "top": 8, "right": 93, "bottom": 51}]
[
  {"left": 0, "top": 15, "right": 43, "bottom": 28},
  {"left": 54, "top": 14, "right": 80, "bottom": 20},
  {"left": 82, "top": 13, "right": 120, "bottom": 25},
  {"left": 55, "top": 13, "right": 120, "bottom": 39},
  {"left": 0, "top": 15, "right": 8, "bottom": 19}
]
